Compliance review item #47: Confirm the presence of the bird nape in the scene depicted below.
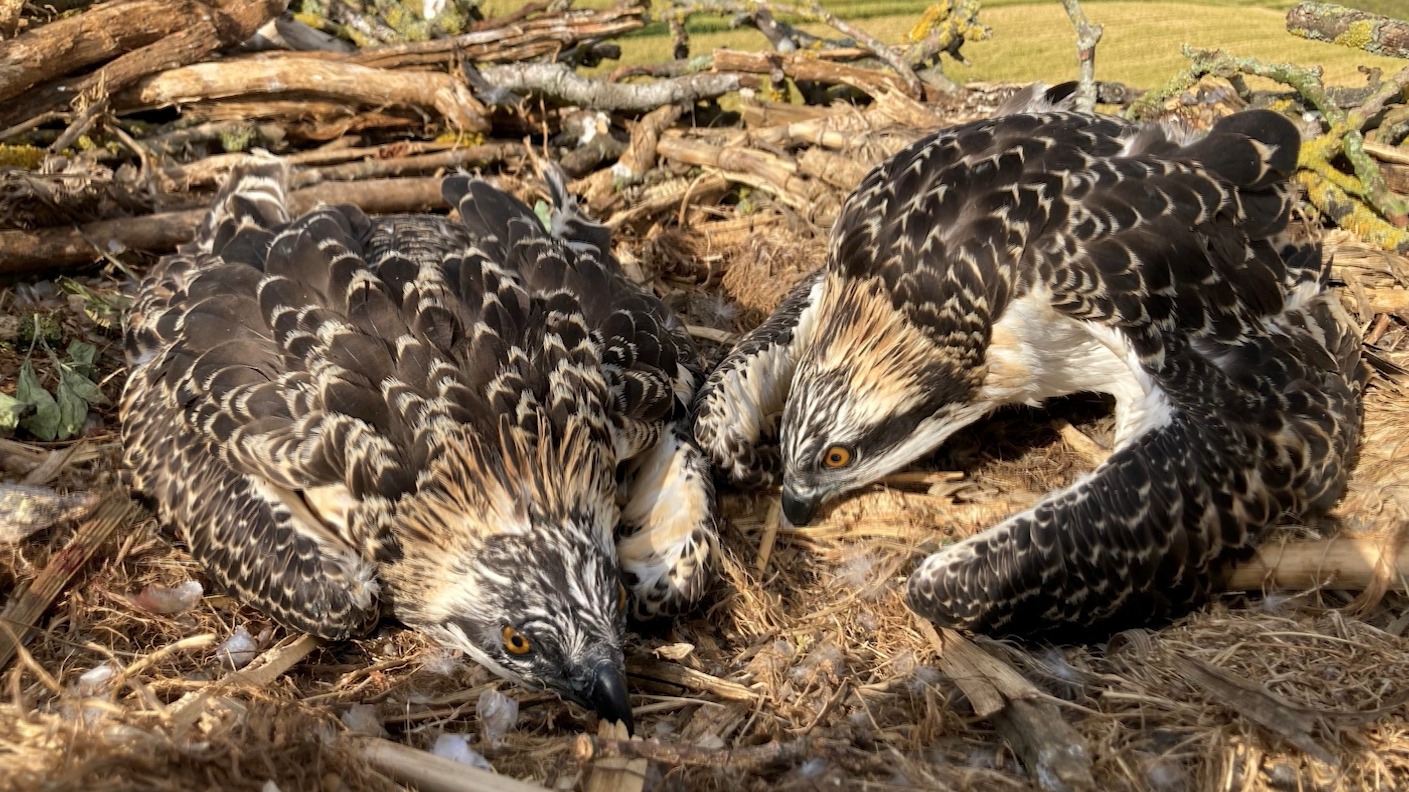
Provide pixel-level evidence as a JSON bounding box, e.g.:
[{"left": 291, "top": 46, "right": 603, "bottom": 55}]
[
  {"left": 693, "top": 88, "right": 1365, "bottom": 638},
  {"left": 120, "top": 156, "right": 720, "bottom": 732}
]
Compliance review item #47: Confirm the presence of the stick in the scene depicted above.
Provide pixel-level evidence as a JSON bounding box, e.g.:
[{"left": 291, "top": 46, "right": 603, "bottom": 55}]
[
  {"left": 1224, "top": 534, "right": 1409, "bottom": 592},
  {"left": 478, "top": 62, "right": 748, "bottom": 112},
  {"left": 0, "top": 0, "right": 283, "bottom": 130},
  {"left": 1286, "top": 2, "right": 1409, "bottom": 58},
  {"left": 625, "top": 657, "right": 760, "bottom": 703},
  {"left": 918, "top": 621, "right": 1095, "bottom": 792},
  {"left": 0, "top": 175, "right": 448, "bottom": 275},
  {"left": 0, "top": 0, "right": 274, "bottom": 106},
  {"left": 1059, "top": 0, "right": 1104, "bottom": 113},
  {"left": 167, "top": 633, "right": 322, "bottom": 729},
  {"left": 119, "top": 58, "right": 489, "bottom": 133},
  {"left": 353, "top": 734, "right": 552, "bottom": 792},
  {"left": 0, "top": 493, "right": 134, "bottom": 673}
]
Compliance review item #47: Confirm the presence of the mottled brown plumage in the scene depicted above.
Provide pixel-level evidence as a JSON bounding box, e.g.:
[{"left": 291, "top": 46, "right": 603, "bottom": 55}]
[
  {"left": 694, "top": 88, "right": 1364, "bottom": 636},
  {"left": 121, "top": 158, "right": 717, "bottom": 727}
]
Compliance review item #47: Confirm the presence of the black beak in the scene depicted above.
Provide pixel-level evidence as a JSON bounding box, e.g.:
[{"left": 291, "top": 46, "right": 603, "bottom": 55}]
[
  {"left": 585, "top": 660, "right": 634, "bottom": 734},
  {"left": 781, "top": 489, "right": 819, "bottom": 526}
]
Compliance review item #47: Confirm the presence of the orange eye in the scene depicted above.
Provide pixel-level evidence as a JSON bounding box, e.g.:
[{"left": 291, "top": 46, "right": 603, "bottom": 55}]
[
  {"left": 502, "top": 625, "right": 532, "bottom": 655},
  {"left": 617, "top": 582, "right": 628, "bottom": 614},
  {"left": 822, "top": 445, "right": 854, "bottom": 469}
]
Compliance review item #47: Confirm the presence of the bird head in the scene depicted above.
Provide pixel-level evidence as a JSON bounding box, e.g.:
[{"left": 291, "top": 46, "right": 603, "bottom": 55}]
[
  {"left": 381, "top": 420, "right": 634, "bottom": 732},
  {"left": 779, "top": 275, "right": 990, "bottom": 525}
]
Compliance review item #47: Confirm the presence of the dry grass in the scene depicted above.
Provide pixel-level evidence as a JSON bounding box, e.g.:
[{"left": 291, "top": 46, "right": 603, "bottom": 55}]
[{"left": 4, "top": 94, "right": 1409, "bottom": 792}]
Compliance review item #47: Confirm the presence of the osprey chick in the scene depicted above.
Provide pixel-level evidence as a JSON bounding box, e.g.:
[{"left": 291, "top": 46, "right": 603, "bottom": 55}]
[
  {"left": 122, "top": 159, "right": 718, "bottom": 729},
  {"left": 694, "top": 96, "right": 1363, "bottom": 635}
]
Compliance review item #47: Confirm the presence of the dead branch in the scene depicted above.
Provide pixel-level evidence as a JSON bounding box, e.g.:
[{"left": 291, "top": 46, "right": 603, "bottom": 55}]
[
  {"left": 712, "top": 48, "right": 913, "bottom": 98},
  {"left": 1287, "top": 2, "right": 1409, "bottom": 58},
  {"left": 0, "top": 0, "right": 283, "bottom": 130},
  {"left": 576, "top": 104, "right": 681, "bottom": 209},
  {"left": 478, "top": 61, "right": 749, "bottom": 112},
  {"left": 656, "top": 134, "right": 835, "bottom": 219},
  {"left": 116, "top": 57, "right": 488, "bottom": 133},
  {"left": 0, "top": 176, "right": 447, "bottom": 275},
  {"left": 1059, "top": 0, "right": 1104, "bottom": 113},
  {"left": 0, "top": 0, "right": 277, "bottom": 106},
  {"left": 1225, "top": 534, "right": 1409, "bottom": 593},
  {"left": 338, "top": 5, "right": 647, "bottom": 69},
  {"left": 918, "top": 622, "right": 1095, "bottom": 792},
  {"left": 666, "top": 0, "right": 924, "bottom": 97}
]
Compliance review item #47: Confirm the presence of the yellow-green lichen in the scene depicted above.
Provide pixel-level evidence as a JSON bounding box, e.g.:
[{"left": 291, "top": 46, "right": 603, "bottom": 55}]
[
  {"left": 433, "top": 130, "right": 486, "bottom": 146},
  {"left": 1297, "top": 170, "right": 1409, "bottom": 254},
  {"left": 1332, "top": 19, "right": 1377, "bottom": 51}
]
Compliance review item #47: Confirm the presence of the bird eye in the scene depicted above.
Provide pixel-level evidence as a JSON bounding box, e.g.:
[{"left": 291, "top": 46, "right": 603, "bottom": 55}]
[
  {"left": 502, "top": 625, "right": 532, "bottom": 655},
  {"left": 821, "top": 445, "right": 854, "bottom": 469},
  {"left": 617, "top": 582, "right": 628, "bottom": 614}
]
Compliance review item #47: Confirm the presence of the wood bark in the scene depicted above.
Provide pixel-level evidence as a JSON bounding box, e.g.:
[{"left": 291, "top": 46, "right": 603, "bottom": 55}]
[
  {"left": 0, "top": 0, "right": 282, "bottom": 107},
  {"left": 712, "top": 48, "right": 911, "bottom": 98},
  {"left": 479, "top": 62, "right": 749, "bottom": 112},
  {"left": 0, "top": 176, "right": 447, "bottom": 275},
  {"left": 116, "top": 57, "right": 489, "bottom": 132},
  {"left": 1287, "top": 2, "right": 1409, "bottom": 58}
]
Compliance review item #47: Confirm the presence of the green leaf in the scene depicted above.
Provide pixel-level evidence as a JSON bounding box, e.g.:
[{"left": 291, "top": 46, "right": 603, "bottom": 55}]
[
  {"left": 0, "top": 391, "right": 25, "bottom": 433},
  {"left": 533, "top": 199, "right": 553, "bottom": 231},
  {"left": 55, "top": 375, "right": 89, "bottom": 439},
  {"left": 16, "top": 360, "right": 60, "bottom": 441},
  {"left": 58, "top": 365, "right": 107, "bottom": 406},
  {"left": 66, "top": 340, "right": 99, "bottom": 378}
]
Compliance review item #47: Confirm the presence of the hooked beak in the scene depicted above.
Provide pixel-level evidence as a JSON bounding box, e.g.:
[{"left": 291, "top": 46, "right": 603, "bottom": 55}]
[
  {"left": 582, "top": 659, "right": 634, "bottom": 734},
  {"left": 781, "top": 487, "right": 821, "bottom": 526}
]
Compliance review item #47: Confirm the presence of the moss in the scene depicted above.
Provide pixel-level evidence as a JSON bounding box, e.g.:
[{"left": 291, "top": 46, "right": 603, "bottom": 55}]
[
  {"left": 0, "top": 144, "right": 45, "bottom": 170},
  {"left": 16, "top": 314, "right": 64, "bottom": 348}
]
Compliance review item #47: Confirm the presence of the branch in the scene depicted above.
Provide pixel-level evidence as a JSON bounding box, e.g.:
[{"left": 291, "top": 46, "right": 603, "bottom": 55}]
[
  {"left": 0, "top": 176, "right": 448, "bottom": 275},
  {"left": 665, "top": 0, "right": 924, "bottom": 97},
  {"left": 1286, "top": 2, "right": 1409, "bottom": 59},
  {"left": 478, "top": 61, "right": 748, "bottom": 112},
  {"left": 117, "top": 57, "right": 489, "bottom": 133},
  {"left": 0, "top": 0, "right": 277, "bottom": 106},
  {"left": 0, "top": 0, "right": 284, "bottom": 130},
  {"left": 1060, "top": 0, "right": 1104, "bottom": 113}
]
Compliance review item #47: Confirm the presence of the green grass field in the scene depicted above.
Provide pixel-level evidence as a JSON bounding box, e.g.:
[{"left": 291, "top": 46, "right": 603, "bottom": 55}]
[{"left": 489, "top": 0, "right": 1405, "bottom": 91}]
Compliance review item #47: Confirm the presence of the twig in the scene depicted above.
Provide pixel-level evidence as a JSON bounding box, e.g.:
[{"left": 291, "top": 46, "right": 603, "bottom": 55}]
[
  {"left": 626, "top": 657, "right": 760, "bottom": 703},
  {"left": 167, "top": 633, "right": 322, "bottom": 728},
  {"left": 573, "top": 733, "right": 850, "bottom": 771},
  {"left": 0, "top": 493, "right": 133, "bottom": 673},
  {"left": 1059, "top": 0, "right": 1103, "bottom": 113},
  {"left": 354, "top": 734, "right": 553, "bottom": 792},
  {"left": 478, "top": 62, "right": 748, "bottom": 112}
]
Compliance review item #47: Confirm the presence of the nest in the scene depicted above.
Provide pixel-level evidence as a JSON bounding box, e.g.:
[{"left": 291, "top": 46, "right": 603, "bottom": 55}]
[{"left": 4, "top": 0, "right": 1409, "bottom": 789}]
